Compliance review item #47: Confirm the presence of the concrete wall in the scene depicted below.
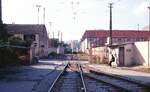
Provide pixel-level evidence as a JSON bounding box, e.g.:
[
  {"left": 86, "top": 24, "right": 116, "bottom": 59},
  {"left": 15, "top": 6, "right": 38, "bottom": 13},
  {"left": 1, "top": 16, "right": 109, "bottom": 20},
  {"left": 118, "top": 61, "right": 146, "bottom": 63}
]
[
  {"left": 91, "top": 46, "right": 108, "bottom": 63},
  {"left": 134, "top": 41, "right": 150, "bottom": 66},
  {"left": 14, "top": 34, "right": 24, "bottom": 40},
  {"left": 80, "top": 38, "right": 90, "bottom": 53},
  {"left": 81, "top": 39, "right": 150, "bottom": 67},
  {"left": 80, "top": 39, "right": 85, "bottom": 52},
  {"left": 111, "top": 43, "right": 135, "bottom": 66},
  {"left": 57, "top": 46, "right": 64, "bottom": 54},
  {"left": 47, "top": 47, "right": 57, "bottom": 54},
  {"left": 111, "top": 42, "right": 150, "bottom": 67},
  {"left": 124, "top": 44, "right": 134, "bottom": 66}
]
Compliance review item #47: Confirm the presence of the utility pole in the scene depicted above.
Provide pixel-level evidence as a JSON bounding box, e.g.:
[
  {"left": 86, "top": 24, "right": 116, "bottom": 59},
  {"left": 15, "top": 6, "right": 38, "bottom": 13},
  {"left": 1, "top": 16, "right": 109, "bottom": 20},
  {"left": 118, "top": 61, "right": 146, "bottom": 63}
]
[
  {"left": 58, "top": 30, "right": 60, "bottom": 42},
  {"left": 109, "top": 3, "right": 113, "bottom": 45},
  {"left": 71, "top": 1, "right": 79, "bottom": 23},
  {"left": 52, "top": 31, "right": 54, "bottom": 47},
  {"left": 53, "top": 32, "right": 54, "bottom": 39},
  {"left": 0, "top": 0, "right": 2, "bottom": 24},
  {"left": 61, "top": 32, "right": 62, "bottom": 42},
  {"left": 36, "top": 5, "right": 41, "bottom": 24},
  {"left": 49, "top": 22, "right": 52, "bottom": 38},
  {"left": 148, "top": 6, "right": 150, "bottom": 66},
  {"left": 43, "top": 8, "right": 45, "bottom": 25},
  {"left": 137, "top": 24, "right": 139, "bottom": 31}
]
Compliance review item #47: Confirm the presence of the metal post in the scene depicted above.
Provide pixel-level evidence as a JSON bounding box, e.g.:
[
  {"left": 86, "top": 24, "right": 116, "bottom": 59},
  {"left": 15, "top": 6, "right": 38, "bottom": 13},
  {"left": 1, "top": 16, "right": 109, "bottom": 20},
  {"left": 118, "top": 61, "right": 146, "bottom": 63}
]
[
  {"left": 49, "top": 22, "right": 52, "bottom": 38},
  {"left": 61, "top": 32, "right": 62, "bottom": 42},
  {"left": 58, "top": 30, "right": 60, "bottom": 42},
  {"left": 36, "top": 5, "right": 41, "bottom": 24},
  {"left": 137, "top": 24, "right": 139, "bottom": 31},
  {"left": 43, "top": 8, "right": 45, "bottom": 25},
  {"left": 53, "top": 32, "right": 54, "bottom": 39},
  {"left": 109, "top": 3, "right": 113, "bottom": 45},
  {"left": 0, "top": 0, "right": 2, "bottom": 24},
  {"left": 148, "top": 6, "right": 150, "bottom": 66},
  {"left": 89, "top": 38, "right": 92, "bottom": 64},
  {"left": 71, "top": 1, "right": 79, "bottom": 23}
]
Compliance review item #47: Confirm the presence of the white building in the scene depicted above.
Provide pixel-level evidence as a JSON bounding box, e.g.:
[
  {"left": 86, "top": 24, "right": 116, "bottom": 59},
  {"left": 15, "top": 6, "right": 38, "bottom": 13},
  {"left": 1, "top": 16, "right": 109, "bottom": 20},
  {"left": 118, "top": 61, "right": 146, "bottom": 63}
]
[{"left": 66, "top": 40, "right": 80, "bottom": 52}]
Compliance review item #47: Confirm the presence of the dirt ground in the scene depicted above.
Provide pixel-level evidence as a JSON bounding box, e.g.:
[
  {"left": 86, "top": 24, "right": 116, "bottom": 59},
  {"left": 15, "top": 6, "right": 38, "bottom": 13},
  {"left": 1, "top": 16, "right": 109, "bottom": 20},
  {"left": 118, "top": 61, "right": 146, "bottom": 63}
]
[{"left": 121, "top": 66, "right": 150, "bottom": 73}]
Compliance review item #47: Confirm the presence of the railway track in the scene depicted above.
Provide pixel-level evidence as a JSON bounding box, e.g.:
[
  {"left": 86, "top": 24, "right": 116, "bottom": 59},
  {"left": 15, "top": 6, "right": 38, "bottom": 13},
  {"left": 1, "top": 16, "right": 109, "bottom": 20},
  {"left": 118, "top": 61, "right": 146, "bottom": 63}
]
[
  {"left": 82, "top": 65, "right": 150, "bottom": 92},
  {"left": 48, "top": 62, "right": 86, "bottom": 92},
  {"left": 45, "top": 62, "right": 150, "bottom": 92},
  {"left": 32, "top": 62, "right": 68, "bottom": 92},
  {"left": 84, "top": 75, "right": 128, "bottom": 92}
]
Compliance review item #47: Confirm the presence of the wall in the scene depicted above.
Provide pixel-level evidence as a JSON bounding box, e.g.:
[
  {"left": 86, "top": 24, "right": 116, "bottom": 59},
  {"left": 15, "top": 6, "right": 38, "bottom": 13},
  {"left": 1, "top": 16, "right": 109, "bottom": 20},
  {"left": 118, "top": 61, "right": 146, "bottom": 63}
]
[
  {"left": 14, "top": 34, "right": 24, "bottom": 40},
  {"left": 134, "top": 41, "right": 150, "bottom": 66},
  {"left": 39, "top": 34, "right": 49, "bottom": 57},
  {"left": 80, "top": 39, "right": 85, "bottom": 52},
  {"left": 124, "top": 44, "right": 134, "bottom": 66},
  {"left": 57, "top": 46, "right": 64, "bottom": 54},
  {"left": 80, "top": 38, "right": 88, "bottom": 53},
  {"left": 91, "top": 46, "right": 108, "bottom": 63},
  {"left": 35, "top": 34, "right": 40, "bottom": 56},
  {"left": 111, "top": 42, "right": 150, "bottom": 67},
  {"left": 110, "top": 43, "right": 135, "bottom": 66},
  {"left": 47, "top": 47, "right": 57, "bottom": 54}
]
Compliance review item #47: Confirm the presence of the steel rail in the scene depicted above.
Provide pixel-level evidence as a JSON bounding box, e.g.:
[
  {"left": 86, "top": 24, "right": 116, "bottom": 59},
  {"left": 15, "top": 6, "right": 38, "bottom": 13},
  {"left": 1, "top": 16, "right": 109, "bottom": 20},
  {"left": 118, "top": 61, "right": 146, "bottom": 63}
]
[
  {"left": 47, "top": 62, "right": 69, "bottom": 92},
  {"left": 88, "top": 70, "right": 150, "bottom": 92},
  {"left": 90, "top": 69, "right": 150, "bottom": 89},
  {"left": 84, "top": 73, "right": 130, "bottom": 92},
  {"left": 82, "top": 66, "right": 132, "bottom": 91},
  {"left": 78, "top": 64, "right": 88, "bottom": 92}
]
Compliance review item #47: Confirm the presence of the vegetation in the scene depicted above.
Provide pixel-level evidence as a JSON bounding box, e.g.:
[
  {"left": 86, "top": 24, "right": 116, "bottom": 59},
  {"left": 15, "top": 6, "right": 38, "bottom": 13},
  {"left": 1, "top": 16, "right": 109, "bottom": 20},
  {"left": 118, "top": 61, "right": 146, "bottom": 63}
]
[
  {"left": 0, "top": 48, "right": 30, "bottom": 67},
  {"left": 8, "top": 36, "right": 31, "bottom": 47},
  {"left": 0, "top": 24, "right": 9, "bottom": 43},
  {"left": 77, "top": 53, "right": 89, "bottom": 61},
  {"left": 0, "top": 24, "right": 31, "bottom": 67},
  {"left": 48, "top": 52, "right": 58, "bottom": 57}
]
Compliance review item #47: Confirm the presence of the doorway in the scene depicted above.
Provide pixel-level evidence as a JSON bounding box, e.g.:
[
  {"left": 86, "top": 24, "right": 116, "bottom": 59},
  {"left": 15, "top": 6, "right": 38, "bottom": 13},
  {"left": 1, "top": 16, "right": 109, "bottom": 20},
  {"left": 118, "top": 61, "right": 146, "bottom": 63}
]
[{"left": 119, "top": 47, "right": 124, "bottom": 66}]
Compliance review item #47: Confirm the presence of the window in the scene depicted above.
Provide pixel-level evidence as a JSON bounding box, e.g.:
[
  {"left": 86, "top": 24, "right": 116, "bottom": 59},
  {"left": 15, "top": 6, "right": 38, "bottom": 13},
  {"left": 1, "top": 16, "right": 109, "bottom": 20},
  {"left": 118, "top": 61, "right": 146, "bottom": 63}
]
[{"left": 24, "top": 34, "right": 35, "bottom": 42}]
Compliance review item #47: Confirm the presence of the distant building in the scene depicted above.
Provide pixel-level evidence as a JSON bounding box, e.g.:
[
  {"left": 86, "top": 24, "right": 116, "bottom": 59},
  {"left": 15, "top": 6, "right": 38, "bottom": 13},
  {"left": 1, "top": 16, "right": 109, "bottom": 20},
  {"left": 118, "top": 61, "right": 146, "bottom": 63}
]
[
  {"left": 48, "top": 38, "right": 59, "bottom": 48},
  {"left": 48, "top": 38, "right": 66, "bottom": 54},
  {"left": 66, "top": 40, "right": 80, "bottom": 52},
  {"left": 6, "top": 24, "right": 49, "bottom": 57},
  {"left": 80, "top": 30, "right": 149, "bottom": 53}
]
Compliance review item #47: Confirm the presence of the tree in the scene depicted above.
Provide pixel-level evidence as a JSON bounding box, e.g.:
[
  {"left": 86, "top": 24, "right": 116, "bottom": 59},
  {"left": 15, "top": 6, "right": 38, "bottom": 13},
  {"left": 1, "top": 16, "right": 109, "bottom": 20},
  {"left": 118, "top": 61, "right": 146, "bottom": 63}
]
[
  {"left": 0, "top": 24, "right": 8, "bottom": 43},
  {"left": 8, "top": 36, "right": 31, "bottom": 47}
]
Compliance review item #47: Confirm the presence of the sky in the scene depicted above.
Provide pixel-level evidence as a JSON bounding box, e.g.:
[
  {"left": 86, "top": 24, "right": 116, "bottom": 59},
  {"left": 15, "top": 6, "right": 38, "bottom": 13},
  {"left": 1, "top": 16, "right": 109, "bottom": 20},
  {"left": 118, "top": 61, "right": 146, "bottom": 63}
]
[{"left": 2, "top": 0, "right": 150, "bottom": 41}]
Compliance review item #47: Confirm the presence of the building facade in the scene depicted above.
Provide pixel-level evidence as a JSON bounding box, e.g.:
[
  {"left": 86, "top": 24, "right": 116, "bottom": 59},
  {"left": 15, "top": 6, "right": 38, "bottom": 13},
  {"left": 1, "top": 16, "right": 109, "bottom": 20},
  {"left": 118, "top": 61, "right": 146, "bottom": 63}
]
[
  {"left": 109, "top": 42, "right": 150, "bottom": 66},
  {"left": 80, "top": 30, "right": 149, "bottom": 53},
  {"left": 6, "top": 24, "right": 49, "bottom": 57},
  {"left": 80, "top": 29, "right": 150, "bottom": 66},
  {"left": 66, "top": 40, "right": 80, "bottom": 53}
]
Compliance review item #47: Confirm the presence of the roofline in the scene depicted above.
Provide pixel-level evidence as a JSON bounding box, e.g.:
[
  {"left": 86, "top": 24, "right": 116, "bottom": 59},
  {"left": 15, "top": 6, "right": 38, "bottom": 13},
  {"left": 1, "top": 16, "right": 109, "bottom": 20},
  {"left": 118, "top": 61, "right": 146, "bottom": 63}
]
[
  {"left": 85, "top": 29, "right": 149, "bottom": 32},
  {"left": 6, "top": 24, "right": 45, "bottom": 26},
  {"left": 81, "top": 29, "right": 149, "bottom": 42}
]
